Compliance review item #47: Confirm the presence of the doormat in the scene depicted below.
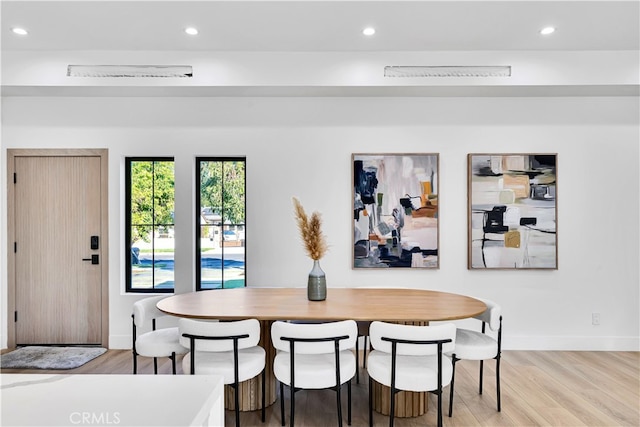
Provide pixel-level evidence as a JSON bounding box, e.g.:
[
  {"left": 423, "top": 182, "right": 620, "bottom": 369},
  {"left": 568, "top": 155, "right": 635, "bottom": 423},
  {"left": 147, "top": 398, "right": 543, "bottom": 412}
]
[{"left": 1, "top": 346, "right": 107, "bottom": 370}]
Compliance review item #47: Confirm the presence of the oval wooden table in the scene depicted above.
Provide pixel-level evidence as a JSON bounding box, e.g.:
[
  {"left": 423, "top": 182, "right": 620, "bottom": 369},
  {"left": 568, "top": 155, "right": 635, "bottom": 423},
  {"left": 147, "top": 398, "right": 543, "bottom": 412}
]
[{"left": 158, "top": 287, "right": 486, "bottom": 418}]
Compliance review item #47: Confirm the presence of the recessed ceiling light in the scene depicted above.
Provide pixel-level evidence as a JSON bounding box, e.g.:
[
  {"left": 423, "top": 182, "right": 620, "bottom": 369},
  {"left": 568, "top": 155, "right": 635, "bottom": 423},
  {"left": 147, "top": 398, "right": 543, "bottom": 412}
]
[
  {"left": 362, "top": 27, "right": 376, "bottom": 36},
  {"left": 540, "top": 26, "right": 556, "bottom": 35},
  {"left": 11, "top": 27, "right": 28, "bottom": 36},
  {"left": 185, "top": 27, "right": 199, "bottom": 36}
]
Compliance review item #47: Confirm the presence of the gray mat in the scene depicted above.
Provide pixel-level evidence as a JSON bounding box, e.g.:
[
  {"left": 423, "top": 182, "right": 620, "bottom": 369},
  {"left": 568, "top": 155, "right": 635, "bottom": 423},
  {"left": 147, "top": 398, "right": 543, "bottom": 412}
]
[{"left": 1, "top": 346, "right": 107, "bottom": 370}]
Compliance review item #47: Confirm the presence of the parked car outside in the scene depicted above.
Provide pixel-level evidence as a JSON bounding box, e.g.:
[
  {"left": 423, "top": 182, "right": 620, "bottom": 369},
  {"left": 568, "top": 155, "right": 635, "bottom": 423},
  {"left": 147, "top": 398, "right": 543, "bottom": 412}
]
[{"left": 222, "top": 230, "right": 238, "bottom": 241}]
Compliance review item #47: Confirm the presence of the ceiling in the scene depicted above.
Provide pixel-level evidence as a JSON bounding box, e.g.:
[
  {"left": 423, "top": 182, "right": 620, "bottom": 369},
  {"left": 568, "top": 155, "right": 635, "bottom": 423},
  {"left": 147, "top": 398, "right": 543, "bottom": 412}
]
[{"left": 2, "top": 0, "right": 639, "bottom": 53}]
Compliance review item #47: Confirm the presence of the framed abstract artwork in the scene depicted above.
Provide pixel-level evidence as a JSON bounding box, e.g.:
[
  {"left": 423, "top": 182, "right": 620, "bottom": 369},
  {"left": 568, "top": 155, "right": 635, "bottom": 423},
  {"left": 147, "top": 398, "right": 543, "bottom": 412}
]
[
  {"left": 353, "top": 153, "right": 439, "bottom": 269},
  {"left": 468, "top": 154, "right": 557, "bottom": 269}
]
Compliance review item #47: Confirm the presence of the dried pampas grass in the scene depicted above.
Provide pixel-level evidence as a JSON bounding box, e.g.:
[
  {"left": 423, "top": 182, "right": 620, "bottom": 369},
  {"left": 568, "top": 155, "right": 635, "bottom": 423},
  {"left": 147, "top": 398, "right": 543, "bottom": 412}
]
[{"left": 292, "top": 197, "right": 328, "bottom": 260}]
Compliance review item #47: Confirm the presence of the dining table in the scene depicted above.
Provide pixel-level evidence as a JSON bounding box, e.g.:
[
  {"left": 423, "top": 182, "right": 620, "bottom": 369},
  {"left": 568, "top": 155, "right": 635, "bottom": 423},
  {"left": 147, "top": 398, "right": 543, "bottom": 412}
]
[{"left": 157, "top": 287, "right": 486, "bottom": 418}]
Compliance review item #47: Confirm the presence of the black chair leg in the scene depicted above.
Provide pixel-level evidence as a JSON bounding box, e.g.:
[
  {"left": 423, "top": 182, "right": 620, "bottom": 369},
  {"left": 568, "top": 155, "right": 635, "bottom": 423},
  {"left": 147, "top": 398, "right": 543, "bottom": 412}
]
[
  {"left": 437, "top": 389, "right": 443, "bottom": 427},
  {"left": 496, "top": 357, "right": 502, "bottom": 412},
  {"left": 363, "top": 336, "right": 368, "bottom": 370},
  {"left": 336, "top": 383, "right": 343, "bottom": 427},
  {"left": 389, "top": 385, "right": 395, "bottom": 427},
  {"left": 479, "top": 359, "right": 484, "bottom": 394},
  {"left": 368, "top": 378, "right": 373, "bottom": 427},
  {"left": 290, "top": 383, "right": 295, "bottom": 427},
  {"left": 170, "top": 352, "right": 176, "bottom": 374},
  {"left": 153, "top": 357, "right": 158, "bottom": 374},
  {"left": 356, "top": 337, "right": 360, "bottom": 384},
  {"left": 348, "top": 380, "right": 352, "bottom": 425},
  {"left": 234, "top": 381, "right": 240, "bottom": 427},
  {"left": 261, "top": 369, "right": 266, "bottom": 422},
  {"left": 280, "top": 382, "right": 285, "bottom": 427},
  {"left": 132, "top": 352, "right": 137, "bottom": 374},
  {"left": 448, "top": 357, "right": 457, "bottom": 417}
]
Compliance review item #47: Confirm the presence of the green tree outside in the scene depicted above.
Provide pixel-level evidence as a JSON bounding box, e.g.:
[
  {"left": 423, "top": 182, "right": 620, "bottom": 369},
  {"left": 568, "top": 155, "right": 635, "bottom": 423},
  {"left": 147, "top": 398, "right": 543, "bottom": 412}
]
[
  {"left": 130, "top": 160, "right": 175, "bottom": 242},
  {"left": 200, "top": 160, "right": 245, "bottom": 225}
]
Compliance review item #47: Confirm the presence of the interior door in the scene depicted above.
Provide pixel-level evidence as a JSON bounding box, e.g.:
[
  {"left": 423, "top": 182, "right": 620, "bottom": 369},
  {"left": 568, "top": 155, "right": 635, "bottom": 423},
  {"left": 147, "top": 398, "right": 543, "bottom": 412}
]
[{"left": 14, "top": 155, "right": 103, "bottom": 345}]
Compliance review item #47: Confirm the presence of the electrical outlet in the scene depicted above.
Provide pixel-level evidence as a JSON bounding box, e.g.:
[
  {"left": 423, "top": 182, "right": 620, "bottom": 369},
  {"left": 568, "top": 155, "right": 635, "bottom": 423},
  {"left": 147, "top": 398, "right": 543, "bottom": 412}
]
[{"left": 592, "top": 312, "right": 601, "bottom": 325}]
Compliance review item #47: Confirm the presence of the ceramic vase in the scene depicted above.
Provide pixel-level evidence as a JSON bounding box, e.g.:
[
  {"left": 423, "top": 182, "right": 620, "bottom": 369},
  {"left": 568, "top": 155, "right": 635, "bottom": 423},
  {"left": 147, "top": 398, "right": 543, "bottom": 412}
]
[{"left": 307, "top": 259, "right": 326, "bottom": 301}]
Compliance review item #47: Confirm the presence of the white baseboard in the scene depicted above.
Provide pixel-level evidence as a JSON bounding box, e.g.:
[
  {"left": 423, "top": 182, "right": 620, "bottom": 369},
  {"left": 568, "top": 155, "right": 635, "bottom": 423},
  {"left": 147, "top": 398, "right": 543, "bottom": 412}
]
[
  {"left": 109, "top": 335, "right": 133, "bottom": 350},
  {"left": 504, "top": 335, "right": 640, "bottom": 351}
]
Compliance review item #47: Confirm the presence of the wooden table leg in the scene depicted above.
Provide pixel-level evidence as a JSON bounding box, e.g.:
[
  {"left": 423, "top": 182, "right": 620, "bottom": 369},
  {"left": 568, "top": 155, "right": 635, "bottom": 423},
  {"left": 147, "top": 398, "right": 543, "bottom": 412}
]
[
  {"left": 225, "top": 320, "right": 277, "bottom": 411},
  {"left": 370, "top": 320, "right": 429, "bottom": 418},
  {"left": 372, "top": 380, "right": 428, "bottom": 417}
]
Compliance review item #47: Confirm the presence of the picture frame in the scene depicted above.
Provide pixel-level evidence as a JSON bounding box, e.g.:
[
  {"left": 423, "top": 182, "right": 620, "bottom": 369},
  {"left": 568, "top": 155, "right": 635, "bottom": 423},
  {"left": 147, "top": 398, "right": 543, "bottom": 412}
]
[
  {"left": 353, "top": 153, "right": 439, "bottom": 269},
  {"left": 468, "top": 153, "right": 558, "bottom": 269}
]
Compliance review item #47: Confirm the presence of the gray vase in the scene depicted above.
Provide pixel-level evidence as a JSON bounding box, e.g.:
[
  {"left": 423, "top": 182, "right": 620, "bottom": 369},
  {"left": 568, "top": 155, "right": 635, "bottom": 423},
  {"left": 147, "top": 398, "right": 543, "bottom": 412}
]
[{"left": 307, "top": 260, "right": 326, "bottom": 301}]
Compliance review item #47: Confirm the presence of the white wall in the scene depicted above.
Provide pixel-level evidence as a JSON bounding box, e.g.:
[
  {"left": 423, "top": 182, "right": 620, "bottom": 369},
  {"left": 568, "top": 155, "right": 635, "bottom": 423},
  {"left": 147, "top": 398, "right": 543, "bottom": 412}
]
[{"left": 1, "top": 96, "right": 638, "bottom": 351}]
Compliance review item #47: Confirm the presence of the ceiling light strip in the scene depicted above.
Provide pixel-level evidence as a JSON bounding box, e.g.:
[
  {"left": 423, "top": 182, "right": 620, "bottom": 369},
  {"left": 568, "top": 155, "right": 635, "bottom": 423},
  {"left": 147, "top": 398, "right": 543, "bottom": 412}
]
[
  {"left": 67, "top": 65, "right": 193, "bottom": 78},
  {"left": 384, "top": 66, "right": 511, "bottom": 78}
]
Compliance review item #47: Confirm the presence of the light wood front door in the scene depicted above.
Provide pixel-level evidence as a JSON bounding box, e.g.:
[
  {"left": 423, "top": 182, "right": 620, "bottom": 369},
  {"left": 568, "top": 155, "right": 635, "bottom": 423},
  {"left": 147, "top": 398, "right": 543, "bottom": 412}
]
[{"left": 8, "top": 150, "right": 108, "bottom": 346}]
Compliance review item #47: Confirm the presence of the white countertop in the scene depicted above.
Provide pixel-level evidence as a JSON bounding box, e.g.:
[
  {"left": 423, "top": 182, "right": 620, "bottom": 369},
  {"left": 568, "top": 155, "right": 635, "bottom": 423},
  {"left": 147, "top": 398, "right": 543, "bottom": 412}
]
[{"left": 1, "top": 374, "right": 224, "bottom": 427}]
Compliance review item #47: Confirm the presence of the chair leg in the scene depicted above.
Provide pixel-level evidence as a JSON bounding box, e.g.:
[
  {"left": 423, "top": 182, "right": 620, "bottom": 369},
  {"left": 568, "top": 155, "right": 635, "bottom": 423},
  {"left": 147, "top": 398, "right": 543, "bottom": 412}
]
[
  {"left": 261, "top": 369, "right": 266, "bottom": 422},
  {"left": 347, "top": 380, "right": 352, "bottom": 425},
  {"left": 479, "top": 359, "right": 484, "bottom": 394},
  {"left": 132, "top": 352, "right": 137, "bottom": 374},
  {"left": 368, "top": 378, "right": 373, "bottom": 427},
  {"left": 496, "top": 357, "right": 502, "bottom": 412},
  {"left": 234, "top": 380, "right": 240, "bottom": 427},
  {"left": 448, "top": 356, "right": 457, "bottom": 417},
  {"left": 153, "top": 357, "right": 158, "bottom": 375},
  {"left": 437, "top": 389, "right": 443, "bottom": 427},
  {"left": 280, "top": 382, "right": 285, "bottom": 427},
  {"left": 336, "top": 382, "right": 343, "bottom": 427},
  {"left": 170, "top": 352, "right": 176, "bottom": 374},
  {"left": 363, "top": 336, "right": 368, "bottom": 369},
  {"left": 356, "top": 337, "right": 360, "bottom": 384},
  {"left": 389, "top": 385, "right": 395, "bottom": 427},
  {"left": 290, "top": 383, "right": 295, "bottom": 427}
]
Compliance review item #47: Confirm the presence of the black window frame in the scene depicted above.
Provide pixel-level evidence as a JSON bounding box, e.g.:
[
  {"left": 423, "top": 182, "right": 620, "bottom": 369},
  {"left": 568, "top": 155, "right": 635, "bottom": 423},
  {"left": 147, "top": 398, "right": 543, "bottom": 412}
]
[
  {"left": 195, "top": 157, "right": 246, "bottom": 291},
  {"left": 125, "top": 157, "right": 175, "bottom": 293}
]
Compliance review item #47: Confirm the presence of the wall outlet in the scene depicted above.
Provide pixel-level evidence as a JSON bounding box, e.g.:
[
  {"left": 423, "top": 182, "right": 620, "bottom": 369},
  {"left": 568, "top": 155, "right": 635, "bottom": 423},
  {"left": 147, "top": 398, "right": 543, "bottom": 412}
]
[{"left": 592, "top": 312, "right": 601, "bottom": 325}]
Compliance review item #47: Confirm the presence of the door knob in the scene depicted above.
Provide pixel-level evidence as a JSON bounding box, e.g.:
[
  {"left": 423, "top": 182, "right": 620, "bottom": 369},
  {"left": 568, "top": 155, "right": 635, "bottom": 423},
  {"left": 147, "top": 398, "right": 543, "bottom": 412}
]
[{"left": 82, "top": 255, "right": 99, "bottom": 265}]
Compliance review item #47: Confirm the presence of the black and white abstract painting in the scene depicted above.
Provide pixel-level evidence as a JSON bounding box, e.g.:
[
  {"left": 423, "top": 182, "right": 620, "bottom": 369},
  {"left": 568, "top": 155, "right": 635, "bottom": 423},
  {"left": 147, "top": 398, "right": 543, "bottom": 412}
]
[
  {"left": 468, "top": 154, "right": 557, "bottom": 269},
  {"left": 353, "top": 153, "right": 439, "bottom": 269}
]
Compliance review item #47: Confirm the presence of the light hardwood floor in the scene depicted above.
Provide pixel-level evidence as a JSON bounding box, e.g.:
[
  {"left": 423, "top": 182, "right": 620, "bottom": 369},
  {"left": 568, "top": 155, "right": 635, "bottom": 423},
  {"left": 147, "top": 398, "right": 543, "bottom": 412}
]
[{"left": 2, "top": 349, "right": 638, "bottom": 427}]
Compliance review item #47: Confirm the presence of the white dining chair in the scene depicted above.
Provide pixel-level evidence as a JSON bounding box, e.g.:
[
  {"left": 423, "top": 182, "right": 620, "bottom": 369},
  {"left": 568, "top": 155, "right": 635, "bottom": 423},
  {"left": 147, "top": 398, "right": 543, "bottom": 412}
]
[
  {"left": 448, "top": 298, "right": 502, "bottom": 417},
  {"left": 367, "top": 321, "right": 456, "bottom": 427},
  {"left": 131, "top": 295, "right": 188, "bottom": 374},
  {"left": 180, "top": 318, "right": 266, "bottom": 427},
  {"left": 271, "top": 320, "right": 358, "bottom": 427}
]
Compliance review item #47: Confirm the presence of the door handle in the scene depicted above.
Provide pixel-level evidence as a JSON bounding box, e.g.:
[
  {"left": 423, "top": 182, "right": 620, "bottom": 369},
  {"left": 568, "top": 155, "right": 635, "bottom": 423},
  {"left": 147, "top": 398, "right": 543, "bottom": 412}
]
[{"left": 82, "top": 255, "right": 99, "bottom": 265}]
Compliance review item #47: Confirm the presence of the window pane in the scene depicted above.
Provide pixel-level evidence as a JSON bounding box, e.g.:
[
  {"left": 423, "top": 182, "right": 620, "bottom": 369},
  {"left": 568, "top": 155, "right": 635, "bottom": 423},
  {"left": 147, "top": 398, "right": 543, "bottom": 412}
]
[
  {"left": 153, "top": 161, "right": 175, "bottom": 225},
  {"left": 197, "top": 158, "right": 245, "bottom": 291},
  {"left": 153, "top": 225, "right": 175, "bottom": 289},
  {"left": 131, "top": 225, "right": 152, "bottom": 289},
  {"left": 130, "top": 161, "right": 153, "bottom": 227},
  {"left": 127, "top": 158, "right": 174, "bottom": 292}
]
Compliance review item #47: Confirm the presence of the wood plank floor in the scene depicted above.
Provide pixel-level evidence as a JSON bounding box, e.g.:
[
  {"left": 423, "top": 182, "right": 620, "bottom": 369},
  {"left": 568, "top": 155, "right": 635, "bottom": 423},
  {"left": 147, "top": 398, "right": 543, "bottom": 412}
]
[{"left": 2, "top": 349, "right": 638, "bottom": 427}]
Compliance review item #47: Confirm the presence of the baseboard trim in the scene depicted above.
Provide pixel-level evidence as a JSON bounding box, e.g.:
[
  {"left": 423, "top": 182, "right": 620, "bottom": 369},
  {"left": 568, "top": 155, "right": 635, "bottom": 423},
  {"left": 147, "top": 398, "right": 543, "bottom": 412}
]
[
  {"left": 109, "top": 335, "right": 133, "bottom": 350},
  {"left": 504, "top": 335, "right": 640, "bottom": 351}
]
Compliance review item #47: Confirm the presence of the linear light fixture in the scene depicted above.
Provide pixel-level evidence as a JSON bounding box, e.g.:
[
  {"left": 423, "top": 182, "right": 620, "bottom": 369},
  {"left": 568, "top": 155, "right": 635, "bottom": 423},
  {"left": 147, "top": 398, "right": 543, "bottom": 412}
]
[
  {"left": 67, "top": 65, "right": 193, "bottom": 78},
  {"left": 384, "top": 65, "right": 511, "bottom": 78}
]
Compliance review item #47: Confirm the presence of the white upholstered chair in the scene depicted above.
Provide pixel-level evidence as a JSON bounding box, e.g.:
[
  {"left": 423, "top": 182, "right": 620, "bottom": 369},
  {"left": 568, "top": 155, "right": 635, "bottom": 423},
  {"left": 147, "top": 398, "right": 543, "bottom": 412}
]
[
  {"left": 131, "top": 295, "right": 188, "bottom": 374},
  {"left": 367, "top": 321, "right": 456, "bottom": 427},
  {"left": 448, "top": 298, "right": 502, "bottom": 417},
  {"left": 271, "top": 320, "right": 358, "bottom": 427},
  {"left": 179, "top": 318, "right": 266, "bottom": 427}
]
